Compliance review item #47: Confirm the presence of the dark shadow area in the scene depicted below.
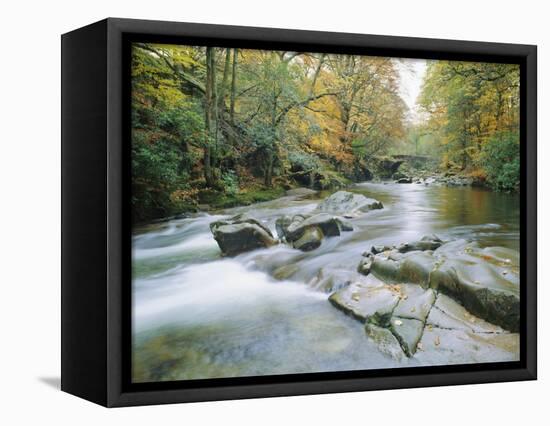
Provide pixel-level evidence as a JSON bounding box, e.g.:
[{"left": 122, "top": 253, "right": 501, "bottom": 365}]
[{"left": 38, "top": 377, "right": 61, "bottom": 390}]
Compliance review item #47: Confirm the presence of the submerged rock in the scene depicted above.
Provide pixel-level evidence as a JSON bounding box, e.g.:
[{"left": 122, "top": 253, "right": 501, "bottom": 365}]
[
  {"left": 309, "top": 267, "right": 358, "bottom": 293},
  {"left": 210, "top": 216, "right": 278, "bottom": 256},
  {"left": 314, "top": 190, "right": 383, "bottom": 217}
]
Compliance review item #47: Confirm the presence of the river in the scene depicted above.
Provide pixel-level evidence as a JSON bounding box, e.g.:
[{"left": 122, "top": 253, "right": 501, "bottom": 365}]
[{"left": 131, "top": 182, "right": 520, "bottom": 382}]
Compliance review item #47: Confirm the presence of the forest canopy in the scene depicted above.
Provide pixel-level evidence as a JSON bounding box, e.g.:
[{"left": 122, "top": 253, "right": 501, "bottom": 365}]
[{"left": 131, "top": 44, "right": 520, "bottom": 222}]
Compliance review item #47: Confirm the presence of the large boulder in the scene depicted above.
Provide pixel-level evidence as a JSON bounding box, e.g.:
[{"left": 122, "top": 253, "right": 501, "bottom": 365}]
[
  {"left": 210, "top": 216, "right": 278, "bottom": 256},
  {"left": 292, "top": 226, "right": 324, "bottom": 251},
  {"left": 314, "top": 191, "right": 383, "bottom": 217},
  {"left": 286, "top": 213, "right": 342, "bottom": 241},
  {"left": 276, "top": 212, "right": 353, "bottom": 251}
]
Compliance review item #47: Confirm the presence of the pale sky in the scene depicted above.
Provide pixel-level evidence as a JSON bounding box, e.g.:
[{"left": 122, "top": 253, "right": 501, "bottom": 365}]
[{"left": 394, "top": 58, "right": 428, "bottom": 123}]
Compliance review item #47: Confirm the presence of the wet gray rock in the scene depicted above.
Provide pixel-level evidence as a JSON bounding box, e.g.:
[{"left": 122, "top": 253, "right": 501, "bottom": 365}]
[
  {"left": 392, "top": 171, "right": 408, "bottom": 181},
  {"left": 389, "top": 317, "right": 424, "bottom": 356},
  {"left": 228, "top": 213, "right": 274, "bottom": 236},
  {"left": 288, "top": 213, "right": 341, "bottom": 239},
  {"left": 328, "top": 282, "right": 400, "bottom": 325},
  {"left": 210, "top": 217, "right": 278, "bottom": 256},
  {"left": 397, "top": 234, "right": 443, "bottom": 253},
  {"left": 415, "top": 327, "right": 519, "bottom": 365},
  {"left": 427, "top": 294, "right": 504, "bottom": 334},
  {"left": 314, "top": 190, "right": 383, "bottom": 217},
  {"left": 308, "top": 267, "right": 357, "bottom": 293},
  {"left": 328, "top": 236, "right": 519, "bottom": 361},
  {"left": 365, "top": 323, "right": 404, "bottom": 361},
  {"left": 357, "top": 256, "right": 373, "bottom": 275},
  {"left": 392, "top": 284, "right": 436, "bottom": 322},
  {"left": 329, "top": 280, "right": 437, "bottom": 358},
  {"left": 366, "top": 238, "right": 520, "bottom": 331},
  {"left": 338, "top": 219, "right": 354, "bottom": 232},
  {"left": 371, "top": 244, "right": 393, "bottom": 255},
  {"left": 276, "top": 212, "right": 353, "bottom": 251},
  {"left": 396, "top": 177, "right": 413, "bottom": 184},
  {"left": 292, "top": 226, "right": 323, "bottom": 251}
]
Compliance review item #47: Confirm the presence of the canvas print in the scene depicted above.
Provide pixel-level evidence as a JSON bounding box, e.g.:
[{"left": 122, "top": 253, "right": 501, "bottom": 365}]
[{"left": 130, "top": 43, "right": 520, "bottom": 383}]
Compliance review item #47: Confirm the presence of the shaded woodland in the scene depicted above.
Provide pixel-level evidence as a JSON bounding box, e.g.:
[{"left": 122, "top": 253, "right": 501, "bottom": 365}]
[{"left": 131, "top": 44, "right": 520, "bottom": 221}]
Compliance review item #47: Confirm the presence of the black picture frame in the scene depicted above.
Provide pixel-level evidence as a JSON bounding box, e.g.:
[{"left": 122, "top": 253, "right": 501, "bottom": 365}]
[{"left": 61, "top": 17, "right": 537, "bottom": 407}]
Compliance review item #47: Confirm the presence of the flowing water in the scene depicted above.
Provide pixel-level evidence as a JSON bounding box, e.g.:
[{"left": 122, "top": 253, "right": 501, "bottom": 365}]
[{"left": 132, "top": 183, "right": 520, "bottom": 382}]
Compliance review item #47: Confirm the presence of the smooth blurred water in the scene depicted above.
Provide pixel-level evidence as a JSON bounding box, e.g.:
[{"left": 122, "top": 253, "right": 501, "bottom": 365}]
[{"left": 132, "top": 183, "right": 520, "bottom": 382}]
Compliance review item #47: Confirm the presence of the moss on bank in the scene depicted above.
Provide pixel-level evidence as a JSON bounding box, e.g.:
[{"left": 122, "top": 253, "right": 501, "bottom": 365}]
[{"left": 198, "top": 186, "right": 286, "bottom": 210}]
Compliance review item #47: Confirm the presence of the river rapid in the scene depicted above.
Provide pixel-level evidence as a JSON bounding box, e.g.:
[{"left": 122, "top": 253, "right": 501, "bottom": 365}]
[{"left": 131, "top": 182, "right": 520, "bottom": 382}]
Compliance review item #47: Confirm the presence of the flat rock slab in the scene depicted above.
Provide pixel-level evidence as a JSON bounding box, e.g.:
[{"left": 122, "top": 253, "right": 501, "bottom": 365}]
[
  {"left": 367, "top": 239, "right": 520, "bottom": 331},
  {"left": 365, "top": 323, "right": 404, "bottom": 361},
  {"left": 329, "top": 282, "right": 400, "bottom": 324},
  {"left": 414, "top": 327, "right": 519, "bottom": 365},
  {"left": 389, "top": 317, "right": 424, "bottom": 356},
  {"left": 314, "top": 191, "right": 383, "bottom": 216},
  {"left": 392, "top": 284, "right": 436, "bottom": 322},
  {"left": 427, "top": 294, "right": 505, "bottom": 334}
]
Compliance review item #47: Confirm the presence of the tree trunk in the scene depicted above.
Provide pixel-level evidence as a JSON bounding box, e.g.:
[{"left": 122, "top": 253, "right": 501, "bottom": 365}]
[
  {"left": 219, "top": 48, "right": 231, "bottom": 112},
  {"left": 228, "top": 48, "right": 238, "bottom": 144},
  {"left": 264, "top": 151, "right": 274, "bottom": 187},
  {"left": 204, "top": 47, "right": 217, "bottom": 187}
]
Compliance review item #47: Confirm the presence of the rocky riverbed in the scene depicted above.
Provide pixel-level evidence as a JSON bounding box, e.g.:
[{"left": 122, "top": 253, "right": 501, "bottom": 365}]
[
  {"left": 207, "top": 190, "right": 519, "bottom": 362},
  {"left": 132, "top": 183, "right": 520, "bottom": 382}
]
